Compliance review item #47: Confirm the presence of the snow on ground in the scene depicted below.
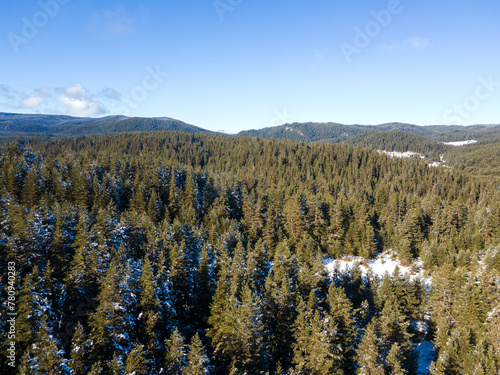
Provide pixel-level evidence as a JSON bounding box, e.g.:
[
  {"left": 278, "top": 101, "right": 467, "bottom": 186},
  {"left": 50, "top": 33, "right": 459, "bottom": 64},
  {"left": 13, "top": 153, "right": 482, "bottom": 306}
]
[
  {"left": 428, "top": 154, "right": 450, "bottom": 169},
  {"left": 324, "top": 250, "right": 432, "bottom": 287},
  {"left": 441, "top": 140, "right": 477, "bottom": 146},
  {"left": 416, "top": 339, "right": 437, "bottom": 374},
  {"left": 285, "top": 126, "right": 304, "bottom": 136},
  {"left": 378, "top": 150, "right": 425, "bottom": 159}
]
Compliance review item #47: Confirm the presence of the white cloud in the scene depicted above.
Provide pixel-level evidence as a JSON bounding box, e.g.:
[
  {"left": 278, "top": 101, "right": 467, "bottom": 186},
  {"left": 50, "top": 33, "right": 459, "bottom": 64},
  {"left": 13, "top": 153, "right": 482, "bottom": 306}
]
[
  {"left": 58, "top": 83, "right": 107, "bottom": 117},
  {"left": 22, "top": 88, "right": 51, "bottom": 109},
  {"left": 0, "top": 84, "right": 113, "bottom": 116},
  {"left": 22, "top": 94, "right": 45, "bottom": 108},
  {"left": 380, "top": 37, "right": 430, "bottom": 52}
]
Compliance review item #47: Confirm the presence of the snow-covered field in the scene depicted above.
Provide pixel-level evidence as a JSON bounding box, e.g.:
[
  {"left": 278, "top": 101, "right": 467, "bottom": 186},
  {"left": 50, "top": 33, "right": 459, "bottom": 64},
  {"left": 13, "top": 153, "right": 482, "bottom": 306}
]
[
  {"left": 324, "top": 250, "right": 432, "bottom": 287},
  {"left": 441, "top": 140, "right": 477, "bottom": 146}
]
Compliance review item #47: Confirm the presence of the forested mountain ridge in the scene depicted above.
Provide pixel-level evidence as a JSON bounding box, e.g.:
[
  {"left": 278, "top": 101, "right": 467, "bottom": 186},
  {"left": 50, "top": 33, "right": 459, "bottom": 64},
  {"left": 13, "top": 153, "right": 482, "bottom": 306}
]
[
  {"left": 3, "top": 112, "right": 500, "bottom": 144},
  {"left": 0, "top": 131, "right": 499, "bottom": 374},
  {"left": 237, "top": 121, "right": 500, "bottom": 143},
  {"left": 0, "top": 112, "right": 213, "bottom": 138},
  {"left": 345, "top": 131, "right": 448, "bottom": 156},
  {"left": 237, "top": 122, "right": 371, "bottom": 142}
]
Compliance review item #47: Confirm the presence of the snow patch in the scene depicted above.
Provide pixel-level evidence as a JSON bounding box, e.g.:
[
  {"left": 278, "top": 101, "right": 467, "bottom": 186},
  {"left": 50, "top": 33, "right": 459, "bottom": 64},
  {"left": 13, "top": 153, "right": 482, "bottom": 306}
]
[
  {"left": 378, "top": 150, "right": 425, "bottom": 159},
  {"left": 428, "top": 154, "right": 450, "bottom": 169},
  {"left": 441, "top": 140, "right": 477, "bottom": 146},
  {"left": 324, "top": 250, "right": 432, "bottom": 287},
  {"left": 284, "top": 126, "right": 304, "bottom": 136}
]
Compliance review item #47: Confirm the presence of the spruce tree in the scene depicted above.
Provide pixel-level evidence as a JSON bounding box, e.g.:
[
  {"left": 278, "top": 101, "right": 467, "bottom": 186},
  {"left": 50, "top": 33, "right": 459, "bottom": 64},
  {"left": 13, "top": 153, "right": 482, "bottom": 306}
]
[
  {"left": 184, "top": 333, "right": 210, "bottom": 375},
  {"left": 386, "top": 343, "right": 407, "bottom": 375},
  {"left": 137, "top": 257, "right": 160, "bottom": 350},
  {"left": 356, "top": 320, "right": 383, "bottom": 375},
  {"left": 21, "top": 168, "right": 37, "bottom": 208},
  {"left": 87, "top": 362, "right": 103, "bottom": 375},
  {"left": 164, "top": 328, "right": 186, "bottom": 374},
  {"left": 29, "top": 313, "right": 68, "bottom": 375},
  {"left": 69, "top": 322, "right": 88, "bottom": 375},
  {"left": 86, "top": 257, "right": 133, "bottom": 367},
  {"left": 263, "top": 241, "right": 299, "bottom": 371},
  {"left": 125, "top": 344, "right": 147, "bottom": 375},
  {"left": 326, "top": 283, "right": 358, "bottom": 372}
]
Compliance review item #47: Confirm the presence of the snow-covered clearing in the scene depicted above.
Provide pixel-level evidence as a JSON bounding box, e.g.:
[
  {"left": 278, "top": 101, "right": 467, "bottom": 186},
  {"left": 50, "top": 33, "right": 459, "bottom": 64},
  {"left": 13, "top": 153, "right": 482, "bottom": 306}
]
[
  {"left": 441, "top": 140, "right": 477, "bottom": 146},
  {"left": 378, "top": 150, "right": 425, "bottom": 159},
  {"left": 324, "top": 250, "right": 432, "bottom": 287},
  {"left": 325, "top": 251, "right": 435, "bottom": 373}
]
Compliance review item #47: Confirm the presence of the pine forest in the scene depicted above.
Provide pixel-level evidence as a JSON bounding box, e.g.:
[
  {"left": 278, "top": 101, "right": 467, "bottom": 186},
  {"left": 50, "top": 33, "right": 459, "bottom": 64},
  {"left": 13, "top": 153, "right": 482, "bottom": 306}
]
[{"left": 1, "top": 131, "right": 499, "bottom": 375}]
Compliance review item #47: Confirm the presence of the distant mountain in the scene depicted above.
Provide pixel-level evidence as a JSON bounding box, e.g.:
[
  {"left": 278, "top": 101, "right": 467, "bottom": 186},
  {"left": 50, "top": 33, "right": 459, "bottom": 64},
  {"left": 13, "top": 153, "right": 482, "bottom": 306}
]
[
  {"left": 237, "top": 122, "right": 500, "bottom": 152},
  {"left": 237, "top": 122, "right": 371, "bottom": 143},
  {"left": 0, "top": 113, "right": 213, "bottom": 138},
  {"left": 2, "top": 113, "right": 499, "bottom": 155}
]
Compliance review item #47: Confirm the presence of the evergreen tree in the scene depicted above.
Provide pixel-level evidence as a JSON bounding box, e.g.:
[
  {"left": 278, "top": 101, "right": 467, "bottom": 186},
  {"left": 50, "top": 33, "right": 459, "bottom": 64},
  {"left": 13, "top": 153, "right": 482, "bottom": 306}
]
[
  {"left": 69, "top": 322, "right": 88, "bottom": 375},
  {"left": 125, "top": 344, "right": 147, "bottom": 375},
  {"left": 263, "top": 241, "right": 299, "bottom": 371},
  {"left": 386, "top": 343, "right": 407, "bottom": 375},
  {"left": 378, "top": 296, "right": 417, "bottom": 374},
  {"left": 86, "top": 257, "right": 134, "bottom": 368},
  {"left": 28, "top": 313, "right": 68, "bottom": 375},
  {"left": 87, "top": 362, "right": 103, "bottom": 375},
  {"left": 22, "top": 167, "right": 38, "bottom": 208},
  {"left": 326, "top": 283, "right": 358, "bottom": 372},
  {"left": 184, "top": 333, "right": 210, "bottom": 375},
  {"left": 192, "top": 244, "right": 214, "bottom": 331},
  {"left": 208, "top": 283, "right": 267, "bottom": 374},
  {"left": 16, "top": 267, "right": 45, "bottom": 356},
  {"left": 137, "top": 257, "right": 160, "bottom": 350},
  {"left": 109, "top": 354, "right": 125, "bottom": 375},
  {"left": 164, "top": 328, "right": 186, "bottom": 374},
  {"left": 356, "top": 320, "right": 384, "bottom": 375}
]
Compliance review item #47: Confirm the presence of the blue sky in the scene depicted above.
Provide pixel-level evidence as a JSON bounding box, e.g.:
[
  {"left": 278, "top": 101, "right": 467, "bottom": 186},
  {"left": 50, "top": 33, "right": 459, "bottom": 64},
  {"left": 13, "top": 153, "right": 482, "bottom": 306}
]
[{"left": 1, "top": 0, "right": 499, "bottom": 132}]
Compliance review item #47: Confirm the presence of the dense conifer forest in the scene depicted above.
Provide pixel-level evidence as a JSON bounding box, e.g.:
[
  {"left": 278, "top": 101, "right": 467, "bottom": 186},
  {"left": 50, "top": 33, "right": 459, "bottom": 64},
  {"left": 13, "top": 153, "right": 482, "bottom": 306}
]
[{"left": 0, "top": 131, "right": 499, "bottom": 374}]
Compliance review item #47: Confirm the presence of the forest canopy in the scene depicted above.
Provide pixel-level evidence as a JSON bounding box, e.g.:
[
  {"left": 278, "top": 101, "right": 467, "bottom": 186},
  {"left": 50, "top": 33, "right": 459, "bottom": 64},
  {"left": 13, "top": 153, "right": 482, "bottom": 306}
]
[{"left": 0, "top": 131, "right": 499, "bottom": 374}]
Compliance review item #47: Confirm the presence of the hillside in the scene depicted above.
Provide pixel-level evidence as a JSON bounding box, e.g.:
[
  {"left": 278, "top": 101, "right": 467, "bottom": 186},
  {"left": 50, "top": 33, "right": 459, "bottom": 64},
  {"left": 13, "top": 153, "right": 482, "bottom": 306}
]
[
  {"left": 237, "top": 121, "right": 500, "bottom": 145},
  {"left": 346, "top": 131, "right": 449, "bottom": 156},
  {"left": 0, "top": 113, "right": 212, "bottom": 138},
  {"left": 2, "top": 112, "right": 499, "bottom": 178},
  {"left": 237, "top": 122, "right": 371, "bottom": 142},
  {"left": 0, "top": 131, "right": 499, "bottom": 374}
]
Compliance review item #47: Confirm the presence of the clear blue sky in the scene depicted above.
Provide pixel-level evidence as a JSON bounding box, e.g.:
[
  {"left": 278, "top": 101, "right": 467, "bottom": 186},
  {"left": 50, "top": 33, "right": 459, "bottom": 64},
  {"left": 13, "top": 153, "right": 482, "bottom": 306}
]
[{"left": 1, "top": 0, "right": 499, "bottom": 132}]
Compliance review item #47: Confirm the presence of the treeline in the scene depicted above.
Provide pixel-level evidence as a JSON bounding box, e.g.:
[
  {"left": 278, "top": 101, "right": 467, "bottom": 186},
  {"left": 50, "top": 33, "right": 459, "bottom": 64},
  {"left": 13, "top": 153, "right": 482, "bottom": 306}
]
[
  {"left": 0, "top": 113, "right": 210, "bottom": 138},
  {"left": 238, "top": 122, "right": 369, "bottom": 142},
  {"left": 443, "top": 138, "right": 500, "bottom": 177},
  {"left": 0, "top": 132, "right": 499, "bottom": 374},
  {"left": 346, "top": 131, "right": 448, "bottom": 157}
]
